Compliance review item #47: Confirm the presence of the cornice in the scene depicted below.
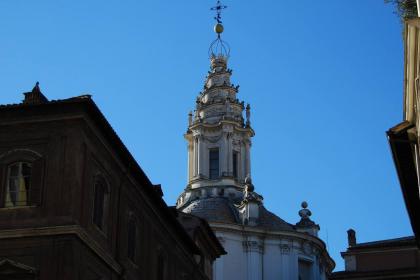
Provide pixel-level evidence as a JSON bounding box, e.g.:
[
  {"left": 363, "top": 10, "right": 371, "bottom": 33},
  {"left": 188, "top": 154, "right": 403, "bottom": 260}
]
[
  {"left": 199, "top": 100, "right": 244, "bottom": 111},
  {"left": 188, "top": 121, "right": 255, "bottom": 136},
  {"left": 341, "top": 246, "right": 418, "bottom": 257},
  {"left": 206, "top": 68, "right": 232, "bottom": 79},
  {"left": 203, "top": 84, "right": 238, "bottom": 95},
  {"left": 0, "top": 225, "right": 122, "bottom": 274},
  {"left": 209, "top": 222, "right": 335, "bottom": 270}
]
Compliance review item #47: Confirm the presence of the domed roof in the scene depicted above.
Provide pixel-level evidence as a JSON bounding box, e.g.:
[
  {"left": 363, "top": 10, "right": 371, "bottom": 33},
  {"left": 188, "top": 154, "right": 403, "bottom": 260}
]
[
  {"left": 258, "top": 206, "right": 295, "bottom": 231},
  {"left": 180, "top": 197, "right": 239, "bottom": 224},
  {"left": 180, "top": 197, "right": 295, "bottom": 231}
]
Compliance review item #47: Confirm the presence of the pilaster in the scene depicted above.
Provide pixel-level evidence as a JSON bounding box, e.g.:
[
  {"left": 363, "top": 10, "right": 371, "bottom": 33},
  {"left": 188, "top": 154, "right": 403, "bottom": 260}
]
[
  {"left": 198, "top": 135, "right": 204, "bottom": 176},
  {"left": 279, "top": 243, "right": 291, "bottom": 280},
  {"left": 193, "top": 136, "right": 198, "bottom": 177},
  {"left": 243, "top": 238, "right": 264, "bottom": 280},
  {"left": 220, "top": 131, "right": 228, "bottom": 176},
  {"left": 226, "top": 132, "right": 232, "bottom": 176},
  {"left": 245, "top": 140, "right": 251, "bottom": 177}
]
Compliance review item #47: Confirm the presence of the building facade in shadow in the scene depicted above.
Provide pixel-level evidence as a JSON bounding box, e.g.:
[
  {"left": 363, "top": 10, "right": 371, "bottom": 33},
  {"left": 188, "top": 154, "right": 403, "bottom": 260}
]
[{"left": 0, "top": 84, "right": 225, "bottom": 280}]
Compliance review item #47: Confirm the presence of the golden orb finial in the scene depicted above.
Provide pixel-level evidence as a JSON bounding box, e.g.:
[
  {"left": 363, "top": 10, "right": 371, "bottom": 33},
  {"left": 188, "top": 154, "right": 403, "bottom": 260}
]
[{"left": 214, "top": 23, "right": 224, "bottom": 34}]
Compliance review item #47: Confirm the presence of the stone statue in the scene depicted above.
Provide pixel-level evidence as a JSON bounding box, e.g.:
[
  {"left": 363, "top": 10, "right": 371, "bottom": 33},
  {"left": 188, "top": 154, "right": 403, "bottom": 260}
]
[
  {"left": 246, "top": 104, "right": 251, "bottom": 126},
  {"left": 188, "top": 111, "right": 193, "bottom": 126}
]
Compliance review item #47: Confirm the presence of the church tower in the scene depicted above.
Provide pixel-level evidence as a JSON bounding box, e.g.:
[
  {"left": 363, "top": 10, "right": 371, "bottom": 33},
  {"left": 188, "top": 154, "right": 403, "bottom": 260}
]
[
  {"left": 177, "top": 2, "right": 335, "bottom": 279},
  {"left": 179, "top": 8, "right": 254, "bottom": 207}
]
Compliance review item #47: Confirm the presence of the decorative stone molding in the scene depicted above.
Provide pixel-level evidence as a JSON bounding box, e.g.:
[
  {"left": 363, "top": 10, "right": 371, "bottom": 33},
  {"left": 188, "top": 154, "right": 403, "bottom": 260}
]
[
  {"left": 0, "top": 148, "right": 42, "bottom": 161},
  {"left": 204, "top": 135, "right": 223, "bottom": 143},
  {"left": 0, "top": 258, "right": 37, "bottom": 276},
  {"left": 242, "top": 240, "right": 264, "bottom": 253},
  {"left": 279, "top": 244, "right": 291, "bottom": 254},
  {"left": 302, "top": 241, "right": 312, "bottom": 255},
  {"left": 232, "top": 139, "right": 242, "bottom": 147},
  {"left": 0, "top": 225, "right": 122, "bottom": 274}
]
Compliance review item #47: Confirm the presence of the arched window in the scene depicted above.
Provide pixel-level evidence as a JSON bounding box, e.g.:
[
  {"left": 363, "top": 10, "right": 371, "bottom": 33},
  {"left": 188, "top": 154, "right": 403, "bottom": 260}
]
[
  {"left": 0, "top": 149, "right": 44, "bottom": 208},
  {"left": 93, "top": 176, "right": 109, "bottom": 232},
  {"left": 5, "top": 162, "right": 32, "bottom": 207}
]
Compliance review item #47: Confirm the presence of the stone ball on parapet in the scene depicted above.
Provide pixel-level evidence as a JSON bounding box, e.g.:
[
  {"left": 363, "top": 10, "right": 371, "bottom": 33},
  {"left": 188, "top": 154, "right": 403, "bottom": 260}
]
[
  {"left": 298, "top": 201, "right": 313, "bottom": 219},
  {"left": 299, "top": 208, "right": 312, "bottom": 219}
]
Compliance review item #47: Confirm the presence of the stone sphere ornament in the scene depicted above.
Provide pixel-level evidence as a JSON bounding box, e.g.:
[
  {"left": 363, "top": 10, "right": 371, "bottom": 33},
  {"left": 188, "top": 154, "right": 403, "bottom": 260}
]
[
  {"left": 214, "top": 23, "right": 224, "bottom": 34},
  {"left": 299, "top": 201, "right": 312, "bottom": 219}
]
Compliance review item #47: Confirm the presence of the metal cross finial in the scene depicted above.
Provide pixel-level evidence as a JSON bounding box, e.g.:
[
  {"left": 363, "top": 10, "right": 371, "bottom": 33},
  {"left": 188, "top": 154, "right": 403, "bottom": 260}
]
[{"left": 211, "top": 0, "right": 227, "bottom": 24}]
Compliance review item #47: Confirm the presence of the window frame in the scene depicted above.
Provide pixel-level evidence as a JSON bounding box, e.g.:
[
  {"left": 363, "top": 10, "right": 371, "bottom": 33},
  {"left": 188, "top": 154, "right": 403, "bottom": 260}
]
[
  {"left": 127, "top": 211, "right": 138, "bottom": 264},
  {"left": 209, "top": 148, "right": 219, "bottom": 180},
  {"left": 0, "top": 149, "right": 44, "bottom": 209},
  {"left": 298, "top": 258, "right": 313, "bottom": 280},
  {"left": 92, "top": 175, "right": 110, "bottom": 234},
  {"left": 5, "top": 162, "right": 32, "bottom": 208}
]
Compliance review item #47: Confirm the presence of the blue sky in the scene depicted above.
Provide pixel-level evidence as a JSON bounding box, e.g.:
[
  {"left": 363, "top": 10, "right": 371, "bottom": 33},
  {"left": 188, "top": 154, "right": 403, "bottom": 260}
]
[{"left": 0, "top": 0, "right": 409, "bottom": 271}]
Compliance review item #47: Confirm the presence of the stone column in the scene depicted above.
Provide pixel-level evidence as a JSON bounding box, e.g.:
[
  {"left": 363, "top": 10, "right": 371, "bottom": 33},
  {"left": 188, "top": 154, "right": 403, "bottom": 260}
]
[
  {"left": 193, "top": 136, "right": 198, "bottom": 177},
  {"left": 188, "top": 141, "right": 193, "bottom": 181},
  {"left": 227, "top": 133, "right": 232, "bottom": 175},
  {"left": 245, "top": 140, "right": 251, "bottom": 177},
  {"left": 220, "top": 132, "right": 228, "bottom": 176},
  {"left": 197, "top": 135, "right": 204, "bottom": 177},
  {"left": 290, "top": 245, "right": 299, "bottom": 280},
  {"left": 202, "top": 140, "right": 209, "bottom": 178},
  {"left": 313, "top": 255, "right": 320, "bottom": 280},
  {"left": 240, "top": 142, "right": 246, "bottom": 181},
  {"left": 243, "top": 238, "right": 263, "bottom": 280},
  {"left": 279, "top": 243, "right": 291, "bottom": 280}
]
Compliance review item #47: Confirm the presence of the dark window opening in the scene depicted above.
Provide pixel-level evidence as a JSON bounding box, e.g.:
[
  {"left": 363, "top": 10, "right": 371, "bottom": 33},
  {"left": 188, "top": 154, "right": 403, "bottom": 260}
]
[
  {"left": 218, "top": 188, "right": 224, "bottom": 196},
  {"left": 209, "top": 149, "right": 219, "bottom": 179},
  {"left": 232, "top": 151, "right": 238, "bottom": 179},
  {"left": 298, "top": 259, "right": 312, "bottom": 280},
  {"left": 93, "top": 177, "right": 108, "bottom": 231},
  {"left": 5, "top": 162, "right": 32, "bottom": 207}
]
